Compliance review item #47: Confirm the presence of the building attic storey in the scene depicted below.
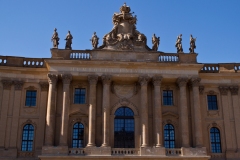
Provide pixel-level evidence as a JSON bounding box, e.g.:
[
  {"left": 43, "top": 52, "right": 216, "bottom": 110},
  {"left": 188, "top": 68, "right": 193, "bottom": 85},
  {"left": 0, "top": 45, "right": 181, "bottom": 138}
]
[{"left": 0, "top": 3, "right": 240, "bottom": 160}]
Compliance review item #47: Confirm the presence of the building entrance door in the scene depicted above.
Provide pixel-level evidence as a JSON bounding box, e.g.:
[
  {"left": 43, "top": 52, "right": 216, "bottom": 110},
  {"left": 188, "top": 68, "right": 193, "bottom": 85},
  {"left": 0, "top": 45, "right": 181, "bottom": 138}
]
[{"left": 114, "top": 107, "right": 134, "bottom": 148}]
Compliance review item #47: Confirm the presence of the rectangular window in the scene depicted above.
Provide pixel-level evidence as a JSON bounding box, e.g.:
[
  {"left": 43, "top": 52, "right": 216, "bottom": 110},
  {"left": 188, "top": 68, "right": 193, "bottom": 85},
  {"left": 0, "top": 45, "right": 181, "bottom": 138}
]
[
  {"left": 25, "top": 90, "right": 37, "bottom": 106},
  {"left": 163, "top": 90, "right": 173, "bottom": 106},
  {"left": 207, "top": 95, "right": 218, "bottom": 110},
  {"left": 74, "top": 88, "right": 86, "bottom": 104}
]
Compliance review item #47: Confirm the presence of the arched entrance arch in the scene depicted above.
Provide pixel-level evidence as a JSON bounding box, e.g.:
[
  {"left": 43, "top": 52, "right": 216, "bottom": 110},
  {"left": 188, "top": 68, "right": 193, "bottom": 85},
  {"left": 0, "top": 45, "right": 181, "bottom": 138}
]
[{"left": 114, "top": 106, "right": 135, "bottom": 148}]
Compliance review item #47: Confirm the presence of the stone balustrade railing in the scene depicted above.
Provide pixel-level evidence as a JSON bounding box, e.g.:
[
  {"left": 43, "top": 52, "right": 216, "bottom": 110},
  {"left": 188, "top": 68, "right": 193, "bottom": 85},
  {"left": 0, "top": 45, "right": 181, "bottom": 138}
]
[
  {"left": 158, "top": 54, "right": 179, "bottom": 62},
  {"left": 68, "top": 148, "right": 85, "bottom": 155},
  {"left": 70, "top": 52, "right": 91, "bottom": 60},
  {"left": 210, "top": 153, "right": 225, "bottom": 159},
  {"left": 165, "top": 148, "right": 182, "bottom": 156},
  {"left": 0, "top": 56, "right": 45, "bottom": 68},
  {"left": 111, "top": 148, "right": 140, "bottom": 155},
  {"left": 17, "top": 151, "right": 35, "bottom": 158},
  {"left": 200, "top": 63, "right": 240, "bottom": 73}
]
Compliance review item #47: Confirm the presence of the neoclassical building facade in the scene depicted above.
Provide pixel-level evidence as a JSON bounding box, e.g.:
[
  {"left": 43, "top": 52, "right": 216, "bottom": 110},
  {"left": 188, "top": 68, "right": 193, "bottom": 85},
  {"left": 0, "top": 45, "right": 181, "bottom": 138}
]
[{"left": 0, "top": 4, "right": 240, "bottom": 160}]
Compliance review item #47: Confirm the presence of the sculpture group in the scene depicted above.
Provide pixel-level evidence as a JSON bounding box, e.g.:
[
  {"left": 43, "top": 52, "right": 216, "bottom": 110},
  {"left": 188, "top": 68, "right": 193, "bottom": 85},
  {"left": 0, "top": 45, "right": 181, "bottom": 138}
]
[{"left": 51, "top": 3, "right": 197, "bottom": 53}]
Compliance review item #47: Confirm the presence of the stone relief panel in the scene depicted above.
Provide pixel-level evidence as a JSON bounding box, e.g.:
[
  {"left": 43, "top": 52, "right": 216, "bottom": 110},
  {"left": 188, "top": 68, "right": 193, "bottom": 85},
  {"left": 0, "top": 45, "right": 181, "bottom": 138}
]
[{"left": 111, "top": 83, "right": 138, "bottom": 99}]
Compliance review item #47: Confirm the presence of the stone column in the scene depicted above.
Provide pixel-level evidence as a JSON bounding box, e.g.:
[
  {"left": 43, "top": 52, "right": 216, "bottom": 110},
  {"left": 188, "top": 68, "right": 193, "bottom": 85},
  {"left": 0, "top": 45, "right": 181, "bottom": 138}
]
[
  {"left": 44, "top": 74, "right": 58, "bottom": 146},
  {"left": 0, "top": 80, "right": 12, "bottom": 148},
  {"left": 229, "top": 86, "right": 240, "bottom": 151},
  {"left": 87, "top": 75, "right": 98, "bottom": 147},
  {"left": 59, "top": 74, "right": 72, "bottom": 146},
  {"left": 177, "top": 77, "right": 190, "bottom": 147},
  {"left": 190, "top": 77, "right": 203, "bottom": 147},
  {"left": 152, "top": 75, "right": 163, "bottom": 147},
  {"left": 139, "top": 76, "right": 150, "bottom": 147},
  {"left": 101, "top": 75, "right": 112, "bottom": 147}
]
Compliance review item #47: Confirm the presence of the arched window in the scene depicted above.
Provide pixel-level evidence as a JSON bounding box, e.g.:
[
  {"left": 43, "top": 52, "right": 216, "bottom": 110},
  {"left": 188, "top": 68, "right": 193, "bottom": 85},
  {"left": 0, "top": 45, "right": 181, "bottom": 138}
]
[
  {"left": 114, "top": 107, "right": 134, "bottom": 148},
  {"left": 164, "top": 124, "right": 175, "bottom": 148},
  {"left": 210, "top": 127, "right": 222, "bottom": 153},
  {"left": 72, "top": 123, "right": 84, "bottom": 148},
  {"left": 21, "top": 124, "right": 34, "bottom": 151}
]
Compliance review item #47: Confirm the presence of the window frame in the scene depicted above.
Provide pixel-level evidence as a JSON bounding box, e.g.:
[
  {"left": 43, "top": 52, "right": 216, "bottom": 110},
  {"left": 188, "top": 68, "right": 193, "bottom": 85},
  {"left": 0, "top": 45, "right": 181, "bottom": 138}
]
[
  {"left": 73, "top": 88, "right": 86, "bottom": 104},
  {"left": 207, "top": 95, "right": 218, "bottom": 110},
  {"left": 162, "top": 90, "right": 174, "bottom": 106},
  {"left": 25, "top": 90, "right": 37, "bottom": 107},
  {"left": 72, "top": 122, "right": 84, "bottom": 148},
  {"left": 210, "top": 127, "right": 222, "bottom": 153},
  {"left": 164, "top": 124, "right": 175, "bottom": 148},
  {"left": 21, "top": 124, "right": 35, "bottom": 151}
]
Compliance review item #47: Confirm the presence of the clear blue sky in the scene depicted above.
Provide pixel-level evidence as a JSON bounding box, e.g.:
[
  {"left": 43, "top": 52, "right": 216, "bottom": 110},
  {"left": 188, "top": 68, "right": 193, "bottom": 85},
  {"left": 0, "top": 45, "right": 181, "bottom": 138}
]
[{"left": 1, "top": 0, "right": 240, "bottom": 63}]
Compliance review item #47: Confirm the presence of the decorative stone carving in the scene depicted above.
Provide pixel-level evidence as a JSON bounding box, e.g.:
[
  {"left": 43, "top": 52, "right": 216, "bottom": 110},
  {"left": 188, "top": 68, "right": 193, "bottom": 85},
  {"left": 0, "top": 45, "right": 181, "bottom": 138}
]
[
  {"left": 199, "top": 86, "right": 204, "bottom": 94},
  {"left": 138, "top": 76, "right": 150, "bottom": 86},
  {"left": 47, "top": 74, "right": 58, "bottom": 84},
  {"left": 1, "top": 80, "right": 12, "bottom": 90},
  {"left": 101, "top": 75, "right": 112, "bottom": 85},
  {"left": 176, "top": 77, "right": 188, "bottom": 87},
  {"left": 65, "top": 30, "right": 73, "bottom": 49},
  {"left": 152, "top": 34, "right": 160, "bottom": 51},
  {"left": 112, "top": 83, "right": 138, "bottom": 98},
  {"left": 175, "top": 34, "right": 183, "bottom": 53},
  {"left": 189, "top": 34, "right": 196, "bottom": 53},
  {"left": 14, "top": 80, "right": 23, "bottom": 90},
  {"left": 26, "top": 86, "right": 36, "bottom": 90},
  {"left": 152, "top": 75, "right": 163, "bottom": 86},
  {"left": 51, "top": 28, "right": 60, "bottom": 48},
  {"left": 208, "top": 90, "right": 215, "bottom": 95},
  {"left": 61, "top": 74, "right": 72, "bottom": 84},
  {"left": 91, "top": 32, "right": 99, "bottom": 49},
  {"left": 190, "top": 77, "right": 201, "bottom": 87},
  {"left": 229, "top": 86, "right": 239, "bottom": 95},
  {"left": 219, "top": 86, "right": 228, "bottom": 95},
  {"left": 88, "top": 75, "right": 98, "bottom": 85},
  {"left": 98, "top": 3, "right": 150, "bottom": 51},
  {"left": 39, "top": 82, "right": 49, "bottom": 91}
]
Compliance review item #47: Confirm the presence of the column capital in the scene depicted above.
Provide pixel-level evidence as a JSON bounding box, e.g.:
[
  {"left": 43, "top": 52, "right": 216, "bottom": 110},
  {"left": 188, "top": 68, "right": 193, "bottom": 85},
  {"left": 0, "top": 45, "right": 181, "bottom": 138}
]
[
  {"left": 229, "top": 86, "right": 239, "bottom": 95},
  {"left": 1, "top": 80, "right": 12, "bottom": 90},
  {"left": 199, "top": 86, "right": 204, "bottom": 95},
  {"left": 152, "top": 75, "right": 163, "bottom": 86},
  {"left": 14, "top": 80, "right": 24, "bottom": 90},
  {"left": 190, "top": 77, "right": 201, "bottom": 87},
  {"left": 138, "top": 76, "right": 150, "bottom": 86},
  {"left": 88, "top": 75, "right": 98, "bottom": 85},
  {"left": 101, "top": 75, "right": 112, "bottom": 85},
  {"left": 218, "top": 86, "right": 229, "bottom": 95},
  {"left": 177, "top": 77, "right": 188, "bottom": 87},
  {"left": 39, "top": 82, "right": 49, "bottom": 91},
  {"left": 47, "top": 74, "right": 58, "bottom": 84},
  {"left": 61, "top": 74, "right": 72, "bottom": 84}
]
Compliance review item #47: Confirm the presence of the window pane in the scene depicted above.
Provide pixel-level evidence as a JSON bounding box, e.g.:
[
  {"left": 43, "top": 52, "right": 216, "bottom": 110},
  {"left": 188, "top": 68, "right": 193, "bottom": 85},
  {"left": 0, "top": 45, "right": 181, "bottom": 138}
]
[
  {"left": 21, "top": 124, "right": 34, "bottom": 151},
  {"left": 210, "top": 127, "right": 222, "bottom": 153},
  {"left": 164, "top": 124, "right": 175, "bottom": 148},
  {"left": 207, "top": 95, "right": 218, "bottom": 110},
  {"left": 72, "top": 123, "right": 84, "bottom": 148},
  {"left": 25, "top": 90, "right": 37, "bottom": 107},
  {"left": 74, "top": 88, "right": 86, "bottom": 104},
  {"left": 163, "top": 90, "right": 173, "bottom": 106}
]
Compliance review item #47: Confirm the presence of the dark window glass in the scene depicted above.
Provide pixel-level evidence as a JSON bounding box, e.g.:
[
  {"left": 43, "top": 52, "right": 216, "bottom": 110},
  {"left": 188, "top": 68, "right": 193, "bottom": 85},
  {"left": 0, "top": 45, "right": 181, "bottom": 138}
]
[
  {"left": 164, "top": 124, "right": 175, "bottom": 148},
  {"left": 210, "top": 127, "right": 222, "bottom": 153},
  {"left": 25, "top": 90, "right": 37, "bottom": 106},
  {"left": 74, "top": 88, "right": 86, "bottom": 104},
  {"left": 163, "top": 90, "right": 173, "bottom": 105},
  {"left": 114, "top": 107, "right": 134, "bottom": 148},
  {"left": 207, "top": 95, "right": 218, "bottom": 110},
  {"left": 72, "top": 123, "right": 84, "bottom": 148},
  {"left": 21, "top": 124, "right": 34, "bottom": 151}
]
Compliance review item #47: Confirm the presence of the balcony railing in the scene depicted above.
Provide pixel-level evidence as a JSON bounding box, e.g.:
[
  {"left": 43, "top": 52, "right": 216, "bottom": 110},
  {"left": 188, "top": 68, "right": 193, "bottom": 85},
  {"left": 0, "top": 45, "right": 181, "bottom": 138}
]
[
  {"left": 166, "top": 148, "right": 182, "bottom": 156},
  {"left": 69, "top": 148, "right": 85, "bottom": 155},
  {"left": 158, "top": 54, "right": 179, "bottom": 62},
  {"left": 210, "top": 153, "right": 225, "bottom": 159},
  {"left": 70, "top": 52, "right": 91, "bottom": 60},
  {"left": 18, "top": 151, "right": 35, "bottom": 158},
  {"left": 111, "top": 148, "right": 139, "bottom": 155}
]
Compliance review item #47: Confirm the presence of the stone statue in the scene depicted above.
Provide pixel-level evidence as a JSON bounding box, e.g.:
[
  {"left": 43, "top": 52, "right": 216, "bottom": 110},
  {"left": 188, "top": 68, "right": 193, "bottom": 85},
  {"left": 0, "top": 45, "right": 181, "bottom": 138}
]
[
  {"left": 91, "top": 32, "right": 99, "bottom": 49},
  {"left": 51, "top": 28, "right": 60, "bottom": 48},
  {"left": 175, "top": 34, "right": 183, "bottom": 53},
  {"left": 65, "top": 30, "right": 73, "bottom": 49},
  {"left": 152, "top": 34, "right": 160, "bottom": 51},
  {"left": 189, "top": 34, "right": 196, "bottom": 53}
]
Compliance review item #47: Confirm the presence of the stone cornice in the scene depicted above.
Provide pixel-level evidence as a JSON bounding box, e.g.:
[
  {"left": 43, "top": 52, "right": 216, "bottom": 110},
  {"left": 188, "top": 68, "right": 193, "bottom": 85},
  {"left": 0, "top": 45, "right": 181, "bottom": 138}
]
[
  {"left": 138, "top": 76, "right": 150, "bottom": 86},
  {"left": 101, "top": 75, "right": 112, "bottom": 85},
  {"left": 176, "top": 77, "right": 188, "bottom": 87},
  {"left": 39, "top": 82, "right": 49, "bottom": 91},
  {"left": 14, "top": 80, "right": 24, "bottom": 90},
  {"left": 61, "top": 74, "right": 72, "bottom": 84},
  {"left": 47, "top": 74, "right": 58, "bottom": 85},
  {"left": 229, "top": 86, "right": 239, "bottom": 95},
  {"left": 152, "top": 75, "right": 163, "bottom": 86},
  {"left": 190, "top": 77, "right": 201, "bottom": 87},
  {"left": 88, "top": 75, "right": 98, "bottom": 85},
  {"left": 218, "top": 86, "right": 228, "bottom": 95},
  {"left": 1, "top": 80, "right": 12, "bottom": 90}
]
